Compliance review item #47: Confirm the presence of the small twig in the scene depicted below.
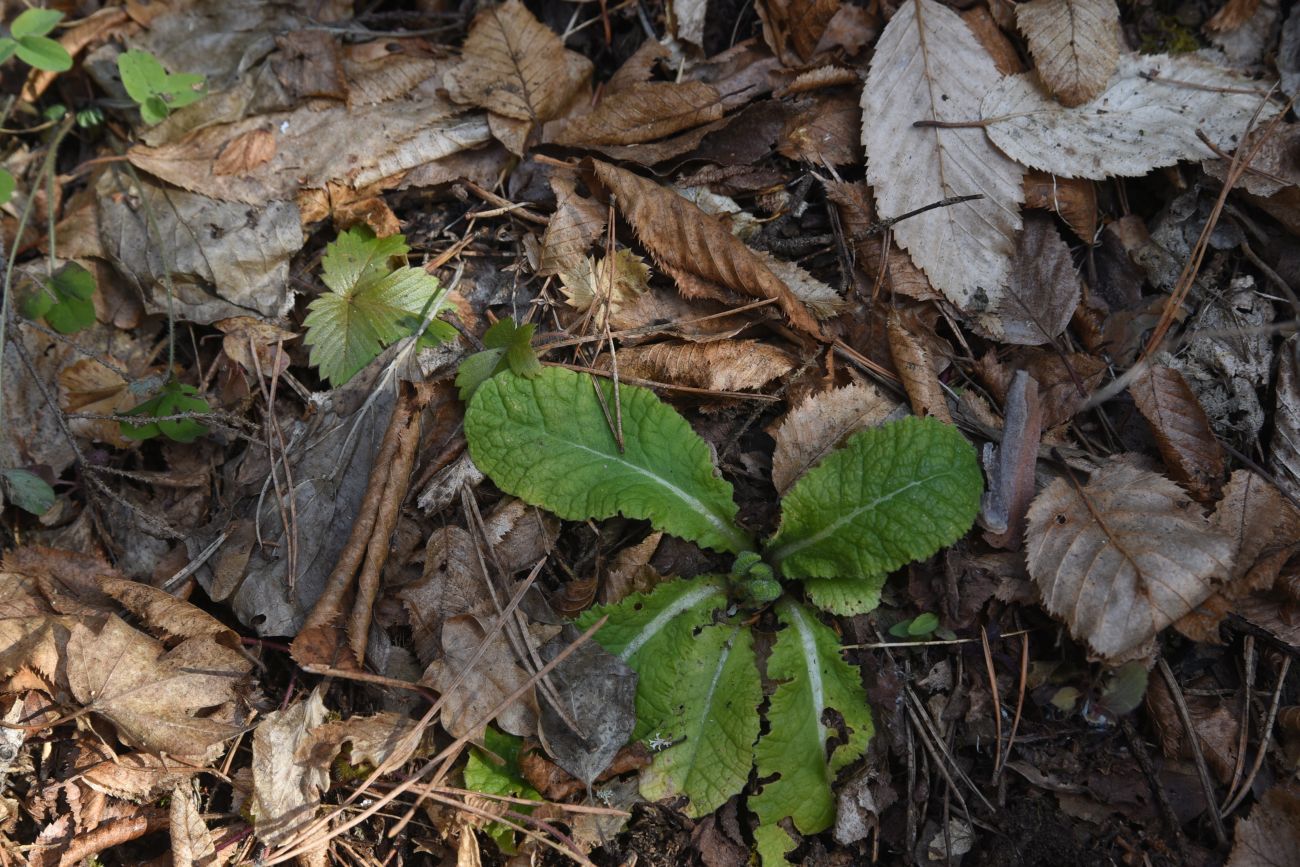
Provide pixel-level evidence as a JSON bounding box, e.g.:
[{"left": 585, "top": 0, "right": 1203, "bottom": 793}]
[
  {"left": 1222, "top": 656, "right": 1292, "bottom": 817},
  {"left": 980, "top": 627, "right": 1004, "bottom": 781},
  {"left": 1157, "top": 658, "right": 1228, "bottom": 848}
]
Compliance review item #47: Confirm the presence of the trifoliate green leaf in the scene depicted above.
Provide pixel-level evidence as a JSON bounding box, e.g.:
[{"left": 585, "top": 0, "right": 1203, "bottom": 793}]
[
  {"left": 38, "top": 263, "right": 96, "bottom": 334},
  {"left": 802, "top": 575, "right": 884, "bottom": 616},
  {"left": 767, "top": 416, "right": 981, "bottom": 580},
  {"left": 15, "top": 34, "right": 69, "bottom": 72},
  {"left": 304, "top": 228, "right": 448, "bottom": 386},
  {"left": 751, "top": 600, "right": 872, "bottom": 845},
  {"left": 466, "top": 367, "right": 751, "bottom": 552},
  {"left": 464, "top": 726, "right": 540, "bottom": 854},
  {"left": 639, "top": 623, "right": 761, "bottom": 816},
  {"left": 10, "top": 9, "right": 63, "bottom": 39},
  {"left": 2, "top": 468, "right": 55, "bottom": 515},
  {"left": 455, "top": 319, "right": 540, "bottom": 402},
  {"left": 120, "top": 380, "right": 210, "bottom": 443},
  {"left": 117, "top": 50, "right": 206, "bottom": 123}
]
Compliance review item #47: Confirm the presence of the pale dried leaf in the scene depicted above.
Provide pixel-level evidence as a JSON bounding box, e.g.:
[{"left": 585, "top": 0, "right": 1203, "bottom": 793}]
[
  {"left": 1015, "top": 0, "right": 1120, "bottom": 106},
  {"left": 539, "top": 175, "right": 607, "bottom": 276},
  {"left": 170, "top": 785, "right": 219, "bottom": 867},
  {"left": 558, "top": 251, "right": 651, "bottom": 325},
  {"left": 673, "top": 0, "right": 707, "bottom": 45},
  {"left": 1207, "top": 0, "right": 1261, "bottom": 31},
  {"left": 600, "top": 532, "right": 665, "bottom": 605},
  {"left": 483, "top": 498, "right": 562, "bottom": 575},
  {"left": 1226, "top": 786, "right": 1300, "bottom": 867},
  {"left": 974, "top": 212, "right": 1081, "bottom": 344},
  {"left": 771, "top": 381, "right": 901, "bottom": 494},
  {"left": 99, "top": 578, "right": 236, "bottom": 643},
  {"left": 863, "top": 0, "right": 1024, "bottom": 313},
  {"left": 554, "top": 81, "right": 725, "bottom": 146},
  {"left": 420, "top": 614, "right": 542, "bottom": 738},
  {"left": 777, "top": 65, "right": 863, "bottom": 96},
  {"left": 615, "top": 340, "right": 795, "bottom": 392},
  {"left": 59, "top": 358, "right": 134, "bottom": 448},
  {"left": 251, "top": 688, "right": 330, "bottom": 846},
  {"left": 398, "top": 527, "right": 491, "bottom": 666},
  {"left": 982, "top": 53, "right": 1282, "bottom": 179},
  {"left": 214, "top": 316, "right": 297, "bottom": 376},
  {"left": 1130, "top": 364, "right": 1226, "bottom": 501},
  {"left": 213, "top": 128, "right": 276, "bottom": 176},
  {"left": 590, "top": 160, "right": 824, "bottom": 336},
  {"left": 1271, "top": 334, "right": 1300, "bottom": 503},
  {"left": 1025, "top": 458, "right": 1235, "bottom": 661},
  {"left": 888, "top": 311, "right": 952, "bottom": 424},
  {"left": 303, "top": 712, "right": 423, "bottom": 770}
]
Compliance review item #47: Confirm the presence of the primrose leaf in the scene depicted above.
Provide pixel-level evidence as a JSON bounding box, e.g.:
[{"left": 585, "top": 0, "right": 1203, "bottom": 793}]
[
  {"left": 455, "top": 319, "right": 540, "bottom": 402},
  {"left": 41, "top": 263, "right": 96, "bottom": 334},
  {"left": 15, "top": 35, "right": 69, "bottom": 72},
  {"left": 639, "top": 623, "right": 761, "bottom": 817},
  {"left": 464, "top": 727, "right": 539, "bottom": 854},
  {"left": 802, "top": 574, "right": 885, "bottom": 616},
  {"left": 11, "top": 9, "right": 63, "bottom": 39},
  {"left": 751, "top": 599, "right": 873, "bottom": 854},
  {"left": 303, "top": 228, "right": 447, "bottom": 386},
  {"left": 466, "top": 367, "right": 751, "bottom": 552},
  {"left": 2, "top": 468, "right": 55, "bottom": 515},
  {"left": 767, "top": 416, "right": 982, "bottom": 579},
  {"left": 120, "top": 381, "right": 210, "bottom": 443}
]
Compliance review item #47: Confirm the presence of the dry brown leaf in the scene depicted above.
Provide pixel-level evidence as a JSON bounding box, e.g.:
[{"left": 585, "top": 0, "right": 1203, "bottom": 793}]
[
  {"left": 976, "top": 349, "right": 1105, "bottom": 430},
  {"left": 770, "top": 381, "right": 901, "bottom": 495},
  {"left": 0, "top": 569, "right": 75, "bottom": 682},
  {"left": 558, "top": 250, "right": 651, "bottom": 325},
  {"left": 99, "top": 578, "right": 236, "bottom": 643},
  {"left": 980, "top": 371, "right": 1043, "bottom": 548},
  {"left": 170, "top": 784, "right": 220, "bottom": 867},
  {"left": 58, "top": 358, "right": 134, "bottom": 447},
  {"left": 67, "top": 616, "right": 253, "bottom": 761},
  {"left": 538, "top": 174, "right": 607, "bottom": 277},
  {"left": 1023, "top": 171, "right": 1097, "bottom": 242},
  {"left": 614, "top": 340, "right": 795, "bottom": 392},
  {"left": 824, "top": 180, "right": 939, "bottom": 302},
  {"left": 974, "top": 212, "right": 1081, "bottom": 345},
  {"left": 398, "top": 528, "right": 489, "bottom": 666},
  {"left": 1130, "top": 364, "right": 1226, "bottom": 501},
  {"left": 1227, "top": 786, "right": 1300, "bottom": 867},
  {"left": 758, "top": 0, "right": 843, "bottom": 64},
  {"left": 1272, "top": 334, "right": 1300, "bottom": 504},
  {"left": 554, "top": 81, "right": 724, "bottom": 147},
  {"left": 420, "top": 614, "right": 544, "bottom": 739},
  {"left": 1015, "top": 0, "right": 1120, "bottom": 106},
  {"left": 1146, "top": 676, "right": 1240, "bottom": 784},
  {"left": 303, "top": 712, "right": 423, "bottom": 770},
  {"left": 1025, "top": 458, "right": 1235, "bottom": 661},
  {"left": 590, "top": 160, "right": 825, "bottom": 337},
  {"left": 482, "top": 498, "right": 561, "bottom": 575},
  {"left": 213, "top": 128, "right": 276, "bottom": 176},
  {"left": 888, "top": 311, "right": 952, "bottom": 424},
  {"left": 777, "top": 94, "right": 861, "bottom": 167},
  {"left": 79, "top": 752, "right": 201, "bottom": 802},
  {"left": 251, "top": 687, "right": 330, "bottom": 847},
  {"left": 1206, "top": 0, "right": 1261, "bottom": 31},
  {"left": 213, "top": 316, "right": 297, "bottom": 376},
  {"left": 446, "top": 0, "right": 591, "bottom": 153},
  {"left": 600, "top": 532, "right": 665, "bottom": 605},
  {"left": 776, "top": 66, "right": 863, "bottom": 96}
]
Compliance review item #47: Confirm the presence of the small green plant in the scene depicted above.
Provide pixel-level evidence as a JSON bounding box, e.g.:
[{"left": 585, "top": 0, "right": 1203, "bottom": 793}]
[
  {"left": 119, "top": 380, "right": 210, "bottom": 443},
  {"left": 889, "top": 611, "right": 940, "bottom": 638},
  {"left": 461, "top": 360, "right": 983, "bottom": 863},
  {"left": 455, "top": 317, "right": 542, "bottom": 401},
  {"left": 116, "top": 49, "right": 206, "bottom": 125},
  {"left": 18, "top": 262, "right": 95, "bottom": 334},
  {"left": 463, "top": 726, "right": 542, "bottom": 853},
  {"left": 303, "top": 227, "right": 456, "bottom": 387},
  {"left": 1, "top": 467, "right": 54, "bottom": 515},
  {"left": 0, "top": 9, "right": 72, "bottom": 73}
]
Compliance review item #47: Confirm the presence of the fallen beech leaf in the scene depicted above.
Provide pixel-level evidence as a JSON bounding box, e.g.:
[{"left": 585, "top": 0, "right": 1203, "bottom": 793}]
[
  {"left": 1271, "top": 334, "right": 1300, "bottom": 503},
  {"left": 1025, "top": 458, "right": 1235, "bottom": 661},
  {"left": 100, "top": 578, "right": 236, "bottom": 643},
  {"left": 1207, "top": 0, "right": 1262, "bottom": 31},
  {"left": 777, "top": 94, "right": 862, "bottom": 167},
  {"left": 980, "top": 371, "right": 1042, "bottom": 548},
  {"left": 758, "top": 0, "right": 842, "bottom": 64},
  {"left": 863, "top": 0, "right": 1024, "bottom": 313},
  {"left": 169, "top": 784, "right": 218, "bottom": 867},
  {"left": 590, "top": 160, "right": 825, "bottom": 337},
  {"left": 1015, "top": 0, "right": 1120, "bottom": 106},
  {"left": 770, "top": 381, "right": 900, "bottom": 495},
  {"left": 538, "top": 175, "right": 607, "bottom": 277},
  {"left": 888, "top": 311, "right": 951, "bottom": 424},
  {"left": 251, "top": 688, "right": 329, "bottom": 846},
  {"left": 778, "top": 65, "right": 864, "bottom": 96},
  {"left": 213, "top": 127, "right": 275, "bottom": 176},
  {"left": 1130, "top": 364, "right": 1226, "bottom": 501},
  {"left": 1226, "top": 786, "right": 1300, "bottom": 867},
  {"left": 1023, "top": 171, "right": 1097, "bottom": 243},
  {"left": 974, "top": 212, "right": 1081, "bottom": 345},
  {"left": 554, "top": 81, "right": 724, "bottom": 147},
  {"left": 981, "top": 53, "right": 1282, "bottom": 179},
  {"left": 58, "top": 358, "right": 134, "bottom": 447},
  {"left": 614, "top": 340, "right": 796, "bottom": 392}
]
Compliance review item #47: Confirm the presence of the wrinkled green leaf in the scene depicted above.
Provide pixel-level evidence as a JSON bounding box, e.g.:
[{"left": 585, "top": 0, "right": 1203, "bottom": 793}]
[
  {"left": 455, "top": 318, "right": 540, "bottom": 401},
  {"left": 802, "top": 575, "right": 884, "bottom": 616},
  {"left": 303, "top": 228, "right": 448, "bottom": 386},
  {"left": 2, "top": 468, "right": 55, "bottom": 515},
  {"left": 10, "top": 9, "right": 63, "bottom": 39},
  {"left": 467, "top": 367, "right": 751, "bottom": 552},
  {"left": 767, "top": 416, "right": 982, "bottom": 580},
  {"left": 120, "top": 380, "right": 210, "bottom": 443},
  {"left": 15, "top": 35, "right": 69, "bottom": 72},
  {"left": 751, "top": 599, "right": 873, "bottom": 857},
  {"left": 464, "top": 727, "right": 540, "bottom": 854}
]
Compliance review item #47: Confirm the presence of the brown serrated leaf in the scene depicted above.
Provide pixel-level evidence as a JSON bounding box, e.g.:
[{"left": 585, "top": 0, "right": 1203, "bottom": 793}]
[
  {"left": 1025, "top": 458, "right": 1235, "bottom": 661},
  {"left": 770, "top": 381, "right": 900, "bottom": 495},
  {"left": 980, "top": 371, "right": 1043, "bottom": 548},
  {"left": 1023, "top": 171, "right": 1097, "bottom": 242},
  {"left": 824, "top": 180, "right": 939, "bottom": 301},
  {"left": 974, "top": 212, "right": 1081, "bottom": 345},
  {"left": 59, "top": 358, "right": 134, "bottom": 447},
  {"left": 887, "top": 310, "right": 952, "bottom": 424},
  {"left": 558, "top": 250, "right": 651, "bottom": 325},
  {"left": 1226, "top": 785, "right": 1300, "bottom": 867},
  {"left": 1130, "top": 364, "right": 1226, "bottom": 501},
  {"left": 1146, "top": 676, "right": 1239, "bottom": 784},
  {"left": 600, "top": 532, "right": 665, "bottom": 605},
  {"left": 213, "top": 128, "right": 276, "bottom": 176},
  {"left": 776, "top": 65, "right": 863, "bottom": 96},
  {"left": 554, "top": 81, "right": 724, "bottom": 147},
  {"left": 420, "top": 614, "right": 543, "bottom": 739},
  {"left": 777, "top": 94, "right": 861, "bottom": 166},
  {"left": 615, "top": 340, "right": 795, "bottom": 392},
  {"left": 251, "top": 688, "right": 330, "bottom": 847},
  {"left": 589, "top": 160, "right": 825, "bottom": 338},
  {"left": 303, "top": 712, "right": 423, "bottom": 770},
  {"left": 1015, "top": 0, "right": 1120, "bottom": 106},
  {"left": 1206, "top": 0, "right": 1261, "bottom": 31},
  {"left": 170, "top": 784, "right": 220, "bottom": 867},
  {"left": 79, "top": 752, "right": 200, "bottom": 803},
  {"left": 759, "top": 0, "right": 843, "bottom": 64},
  {"left": 539, "top": 174, "right": 607, "bottom": 276},
  {"left": 99, "top": 578, "right": 235, "bottom": 644}
]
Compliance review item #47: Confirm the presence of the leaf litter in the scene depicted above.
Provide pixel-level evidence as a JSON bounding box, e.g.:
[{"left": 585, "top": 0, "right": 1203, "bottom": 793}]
[{"left": 3, "top": 0, "right": 1300, "bottom": 864}]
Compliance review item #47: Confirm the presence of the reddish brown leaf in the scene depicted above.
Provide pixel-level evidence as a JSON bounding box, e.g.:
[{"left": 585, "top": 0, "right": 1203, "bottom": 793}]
[
  {"left": 824, "top": 180, "right": 939, "bottom": 301},
  {"left": 554, "top": 81, "right": 725, "bottom": 147},
  {"left": 887, "top": 311, "right": 952, "bottom": 424},
  {"left": 777, "top": 94, "right": 861, "bottom": 167},
  {"left": 1023, "top": 171, "right": 1098, "bottom": 242},
  {"left": 1130, "top": 364, "right": 1226, "bottom": 501},
  {"left": 758, "top": 0, "right": 843, "bottom": 64},
  {"left": 614, "top": 340, "right": 795, "bottom": 392}
]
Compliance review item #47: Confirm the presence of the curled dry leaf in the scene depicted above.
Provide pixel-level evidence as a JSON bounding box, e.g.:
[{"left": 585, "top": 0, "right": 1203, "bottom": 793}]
[
  {"left": 1023, "top": 171, "right": 1097, "bottom": 242},
  {"left": 538, "top": 174, "right": 607, "bottom": 277},
  {"left": 1129, "top": 364, "right": 1226, "bottom": 501},
  {"left": 973, "top": 212, "right": 1081, "bottom": 345},
  {"left": 887, "top": 311, "right": 952, "bottom": 424},
  {"left": 982, "top": 53, "right": 1282, "bottom": 179},
  {"left": 554, "top": 81, "right": 725, "bottom": 147},
  {"left": 1025, "top": 458, "right": 1235, "bottom": 661},
  {"left": 1226, "top": 786, "right": 1300, "bottom": 867},
  {"left": 1015, "top": 0, "right": 1120, "bottom": 107},
  {"left": 59, "top": 358, "right": 134, "bottom": 447},
  {"left": 770, "top": 381, "right": 901, "bottom": 495},
  {"left": 600, "top": 532, "right": 665, "bottom": 605},
  {"left": 251, "top": 688, "right": 330, "bottom": 847},
  {"left": 614, "top": 340, "right": 796, "bottom": 392},
  {"left": 863, "top": 0, "right": 1024, "bottom": 313},
  {"left": 590, "top": 160, "right": 825, "bottom": 337},
  {"left": 99, "top": 578, "right": 235, "bottom": 643},
  {"left": 303, "top": 712, "right": 423, "bottom": 771},
  {"left": 214, "top": 316, "right": 297, "bottom": 376}
]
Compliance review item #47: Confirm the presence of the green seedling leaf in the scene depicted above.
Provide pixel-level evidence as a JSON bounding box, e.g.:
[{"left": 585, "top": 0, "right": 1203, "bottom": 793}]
[
  {"left": 2, "top": 468, "right": 55, "bottom": 515},
  {"left": 303, "top": 227, "right": 449, "bottom": 386},
  {"left": 0, "top": 38, "right": 16, "bottom": 64},
  {"left": 455, "top": 318, "right": 541, "bottom": 401},
  {"left": 38, "top": 263, "right": 96, "bottom": 334},
  {"left": 464, "top": 727, "right": 540, "bottom": 853},
  {"left": 767, "top": 416, "right": 982, "bottom": 580},
  {"left": 10, "top": 9, "right": 63, "bottom": 39},
  {"left": 888, "top": 612, "right": 939, "bottom": 638},
  {"left": 751, "top": 599, "right": 873, "bottom": 862},
  {"left": 466, "top": 367, "right": 752, "bottom": 553},
  {"left": 0, "top": 168, "right": 13, "bottom": 205},
  {"left": 638, "top": 624, "right": 761, "bottom": 816},
  {"left": 120, "top": 380, "right": 210, "bottom": 443},
  {"left": 15, "top": 34, "right": 69, "bottom": 72},
  {"left": 1099, "top": 662, "right": 1148, "bottom": 716},
  {"left": 117, "top": 50, "right": 206, "bottom": 123},
  {"left": 802, "top": 575, "right": 884, "bottom": 616}
]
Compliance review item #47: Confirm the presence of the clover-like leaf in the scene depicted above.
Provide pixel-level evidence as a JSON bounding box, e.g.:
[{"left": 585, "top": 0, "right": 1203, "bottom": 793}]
[
  {"left": 10, "top": 9, "right": 62, "bottom": 39},
  {"left": 117, "top": 50, "right": 206, "bottom": 124},
  {"left": 303, "top": 227, "right": 449, "bottom": 386},
  {"left": 14, "top": 34, "right": 69, "bottom": 72},
  {"left": 120, "top": 380, "right": 210, "bottom": 443},
  {"left": 751, "top": 599, "right": 873, "bottom": 860},
  {"left": 455, "top": 318, "right": 541, "bottom": 402},
  {"left": 767, "top": 416, "right": 982, "bottom": 580},
  {"left": 466, "top": 367, "right": 751, "bottom": 553},
  {"left": 21, "top": 263, "right": 96, "bottom": 334}
]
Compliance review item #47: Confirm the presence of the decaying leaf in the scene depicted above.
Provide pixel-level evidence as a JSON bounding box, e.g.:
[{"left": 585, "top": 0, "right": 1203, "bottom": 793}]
[
  {"left": 1226, "top": 786, "right": 1300, "bottom": 867},
  {"left": 980, "top": 371, "right": 1042, "bottom": 548},
  {"left": 1015, "top": 0, "right": 1120, "bottom": 106},
  {"left": 973, "top": 212, "right": 1081, "bottom": 344},
  {"left": 759, "top": 0, "right": 842, "bottom": 64},
  {"left": 1129, "top": 364, "right": 1226, "bottom": 501},
  {"left": 538, "top": 174, "right": 607, "bottom": 277},
  {"left": 982, "top": 53, "right": 1282, "bottom": 179},
  {"left": 600, "top": 532, "right": 665, "bottom": 605},
  {"left": 824, "top": 180, "right": 939, "bottom": 301},
  {"left": 614, "top": 340, "right": 795, "bottom": 392},
  {"left": 770, "top": 380, "right": 901, "bottom": 495},
  {"left": 888, "top": 311, "right": 952, "bottom": 424},
  {"left": 589, "top": 160, "right": 826, "bottom": 337},
  {"left": 58, "top": 357, "right": 135, "bottom": 447},
  {"left": 1272, "top": 334, "right": 1300, "bottom": 503},
  {"left": 1022, "top": 171, "right": 1098, "bottom": 242},
  {"left": 777, "top": 94, "right": 862, "bottom": 167},
  {"left": 863, "top": 0, "right": 1024, "bottom": 313},
  {"left": 1146, "top": 675, "right": 1239, "bottom": 784},
  {"left": 169, "top": 785, "right": 220, "bottom": 867},
  {"left": 251, "top": 688, "right": 330, "bottom": 847},
  {"left": 557, "top": 250, "right": 651, "bottom": 326},
  {"left": 554, "top": 81, "right": 725, "bottom": 147},
  {"left": 1025, "top": 458, "right": 1235, "bottom": 661}
]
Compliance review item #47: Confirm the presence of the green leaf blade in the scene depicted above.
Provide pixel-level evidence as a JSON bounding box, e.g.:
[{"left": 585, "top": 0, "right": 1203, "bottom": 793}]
[
  {"left": 751, "top": 599, "right": 873, "bottom": 840},
  {"left": 11, "top": 9, "right": 63, "bottom": 39},
  {"left": 466, "top": 367, "right": 750, "bottom": 553},
  {"left": 117, "top": 50, "right": 168, "bottom": 104},
  {"left": 768, "top": 416, "right": 982, "bottom": 579},
  {"left": 42, "top": 263, "right": 96, "bottom": 334},
  {"left": 802, "top": 575, "right": 884, "bottom": 616},
  {"left": 320, "top": 227, "right": 409, "bottom": 296},
  {"left": 15, "top": 35, "right": 69, "bottom": 72},
  {"left": 2, "top": 468, "right": 55, "bottom": 515}
]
